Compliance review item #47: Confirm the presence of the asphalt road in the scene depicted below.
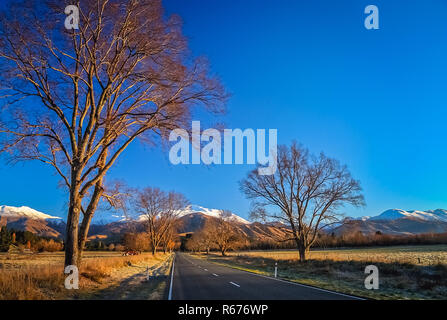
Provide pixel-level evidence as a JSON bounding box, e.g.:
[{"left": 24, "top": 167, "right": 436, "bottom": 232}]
[{"left": 170, "top": 253, "right": 362, "bottom": 300}]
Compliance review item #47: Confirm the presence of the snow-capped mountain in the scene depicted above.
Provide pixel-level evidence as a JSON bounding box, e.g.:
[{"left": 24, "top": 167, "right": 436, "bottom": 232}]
[
  {"left": 0, "top": 205, "right": 62, "bottom": 220},
  {"left": 369, "top": 209, "right": 447, "bottom": 222},
  {"left": 178, "top": 205, "right": 250, "bottom": 224},
  {"left": 0, "top": 205, "right": 64, "bottom": 238},
  {"left": 335, "top": 208, "right": 447, "bottom": 236}
]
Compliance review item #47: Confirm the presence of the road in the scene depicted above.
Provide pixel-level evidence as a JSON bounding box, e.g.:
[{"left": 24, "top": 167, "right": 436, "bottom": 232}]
[{"left": 169, "top": 253, "right": 362, "bottom": 300}]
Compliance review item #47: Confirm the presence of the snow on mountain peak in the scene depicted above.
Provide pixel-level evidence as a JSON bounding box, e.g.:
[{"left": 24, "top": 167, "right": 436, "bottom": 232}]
[
  {"left": 0, "top": 205, "right": 61, "bottom": 220},
  {"left": 354, "top": 216, "right": 371, "bottom": 221},
  {"left": 178, "top": 205, "right": 250, "bottom": 224},
  {"left": 368, "top": 208, "right": 447, "bottom": 222}
]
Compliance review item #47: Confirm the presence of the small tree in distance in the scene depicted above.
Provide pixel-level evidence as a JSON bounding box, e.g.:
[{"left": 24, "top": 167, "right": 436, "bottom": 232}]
[
  {"left": 133, "top": 187, "right": 188, "bottom": 255},
  {"left": 240, "top": 142, "right": 365, "bottom": 262},
  {"left": 207, "top": 210, "right": 242, "bottom": 256},
  {"left": 192, "top": 220, "right": 216, "bottom": 254},
  {"left": 160, "top": 222, "right": 181, "bottom": 253}
]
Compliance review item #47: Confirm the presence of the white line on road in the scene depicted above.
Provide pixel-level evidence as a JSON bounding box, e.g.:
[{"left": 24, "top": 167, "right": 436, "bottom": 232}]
[
  {"left": 236, "top": 268, "right": 365, "bottom": 300},
  {"left": 204, "top": 268, "right": 208, "bottom": 271},
  {"left": 212, "top": 273, "right": 219, "bottom": 277},
  {"left": 168, "top": 254, "right": 175, "bottom": 300},
  {"left": 184, "top": 253, "right": 363, "bottom": 299},
  {"left": 229, "top": 281, "right": 240, "bottom": 287}
]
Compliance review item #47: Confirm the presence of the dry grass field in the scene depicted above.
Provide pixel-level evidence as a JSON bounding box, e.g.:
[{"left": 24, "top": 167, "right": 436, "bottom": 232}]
[
  {"left": 0, "top": 251, "right": 172, "bottom": 300},
  {"left": 196, "top": 245, "right": 447, "bottom": 300}
]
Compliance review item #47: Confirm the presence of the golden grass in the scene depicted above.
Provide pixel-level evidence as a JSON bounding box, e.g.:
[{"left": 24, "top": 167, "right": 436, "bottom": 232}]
[
  {"left": 232, "top": 245, "right": 447, "bottom": 266},
  {"left": 0, "top": 251, "right": 170, "bottom": 300}
]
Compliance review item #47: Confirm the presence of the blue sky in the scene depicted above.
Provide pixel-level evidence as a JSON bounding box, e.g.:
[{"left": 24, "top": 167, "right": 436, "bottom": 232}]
[{"left": 1, "top": 0, "right": 447, "bottom": 221}]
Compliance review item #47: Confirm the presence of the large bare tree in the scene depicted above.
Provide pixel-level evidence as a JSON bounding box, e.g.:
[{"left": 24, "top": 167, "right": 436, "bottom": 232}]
[
  {"left": 0, "top": 0, "right": 225, "bottom": 267},
  {"left": 133, "top": 187, "right": 187, "bottom": 255},
  {"left": 240, "top": 143, "right": 365, "bottom": 262}
]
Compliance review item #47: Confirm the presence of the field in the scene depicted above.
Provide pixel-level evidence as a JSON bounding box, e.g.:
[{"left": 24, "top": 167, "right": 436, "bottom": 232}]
[
  {"left": 196, "top": 245, "right": 447, "bottom": 300},
  {"left": 0, "top": 251, "right": 173, "bottom": 300}
]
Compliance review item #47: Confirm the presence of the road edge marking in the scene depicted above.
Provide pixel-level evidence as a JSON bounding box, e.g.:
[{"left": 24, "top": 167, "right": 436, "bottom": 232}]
[{"left": 168, "top": 254, "right": 175, "bottom": 300}]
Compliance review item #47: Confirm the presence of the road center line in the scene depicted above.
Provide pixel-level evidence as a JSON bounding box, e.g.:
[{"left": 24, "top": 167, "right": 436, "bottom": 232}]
[
  {"left": 229, "top": 281, "right": 240, "bottom": 287},
  {"left": 212, "top": 273, "right": 218, "bottom": 277},
  {"left": 204, "top": 268, "right": 208, "bottom": 271}
]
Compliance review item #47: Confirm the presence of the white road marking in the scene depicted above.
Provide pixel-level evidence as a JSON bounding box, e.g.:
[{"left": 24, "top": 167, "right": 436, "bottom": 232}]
[
  {"left": 229, "top": 281, "right": 240, "bottom": 287},
  {"left": 234, "top": 267, "right": 365, "bottom": 300},
  {"left": 184, "top": 253, "right": 363, "bottom": 299},
  {"left": 168, "top": 254, "right": 175, "bottom": 300},
  {"left": 212, "top": 273, "right": 219, "bottom": 277},
  {"left": 185, "top": 253, "right": 364, "bottom": 300},
  {"left": 204, "top": 268, "right": 208, "bottom": 271}
]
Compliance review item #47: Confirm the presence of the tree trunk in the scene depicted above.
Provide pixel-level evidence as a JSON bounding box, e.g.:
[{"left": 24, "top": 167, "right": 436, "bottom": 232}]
[
  {"left": 65, "top": 187, "right": 82, "bottom": 267},
  {"left": 77, "top": 213, "right": 93, "bottom": 263},
  {"left": 295, "top": 236, "right": 307, "bottom": 263},
  {"left": 298, "top": 247, "right": 306, "bottom": 262},
  {"left": 77, "top": 182, "right": 104, "bottom": 263}
]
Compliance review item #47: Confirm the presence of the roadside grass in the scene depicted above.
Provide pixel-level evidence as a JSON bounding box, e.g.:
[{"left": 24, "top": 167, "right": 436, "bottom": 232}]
[
  {"left": 0, "top": 251, "right": 171, "bottom": 300},
  {"left": 86, "top": 254, "right": 174, "bottom": 300},
  {"left": 193, "top": 245, "right": 447, "bottom": 300}
]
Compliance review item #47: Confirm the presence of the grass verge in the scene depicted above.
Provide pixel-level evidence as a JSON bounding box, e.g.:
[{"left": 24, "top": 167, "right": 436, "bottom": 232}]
[{"left": 0, "top": 251, "right": 172, "bottom": 300}]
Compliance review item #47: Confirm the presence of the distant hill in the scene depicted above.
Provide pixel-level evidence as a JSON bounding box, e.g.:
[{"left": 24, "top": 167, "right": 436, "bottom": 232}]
[
  {"left": 90, "top": 206, "right": 291, "bottom": 242},
  {"left": 176, "top": 211, "right": 291, "bottom": 241},
  {"left": 368, "top": 209, "right": 447, "bottom": 222},
  {"left": 177, "top": 205, "right": 251, "bottom": 224},
  {"left": 0, "top": 205, "right": 64, "bottom": 238},
  {"left": 334, "top": 209, "right": 447, "bottom": 236}
]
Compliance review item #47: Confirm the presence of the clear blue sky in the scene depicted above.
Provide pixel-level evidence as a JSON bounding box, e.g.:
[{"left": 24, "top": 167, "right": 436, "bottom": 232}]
[{"left": 1, "top": 0, "right": 447, "bottom": 221}]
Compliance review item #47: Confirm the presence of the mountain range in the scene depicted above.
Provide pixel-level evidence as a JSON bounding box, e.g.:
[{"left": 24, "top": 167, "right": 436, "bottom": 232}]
[
  {"left": 334, "top": 209, "right": 447, "bottom": 236},
  {"left": 0, "top": 205, "right": 65, "bottom": 238},
  {"left": 1, "top": 205, "right": 447, "bottom": 239}
]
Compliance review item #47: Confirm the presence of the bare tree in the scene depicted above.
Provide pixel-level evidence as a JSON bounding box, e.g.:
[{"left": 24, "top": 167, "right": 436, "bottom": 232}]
[
  {"left": 160, "top": 221, "right": 180, "bottom": 254},
  {"left": 123, "top": 232, "right": 150, "bottom": 252},
  {"left": 0, "top": 0, "right": 226, "bottom": 267},
  {"left": 185, "top": 234, "right": 201, "bottom": 252},
  {"left": 191, "top": 221, "right": 215, "bottom": 254},
  {"left": 133, "top": 187, "right": 187, "bottom": 255},
  {"left": 208, "top": 210, "right": 242, "bottom": 256},
  {"left": 240, "top": 143, "right": 365, "bottom": 262}
]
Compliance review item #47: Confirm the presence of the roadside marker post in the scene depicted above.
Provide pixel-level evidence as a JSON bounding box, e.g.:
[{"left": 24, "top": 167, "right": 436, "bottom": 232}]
[
  {"left": 274, "top": 262, "right": 277, "bottom": 278},
  {"left": 146, "top": 266, "right": 150, "bottom": 281}
]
